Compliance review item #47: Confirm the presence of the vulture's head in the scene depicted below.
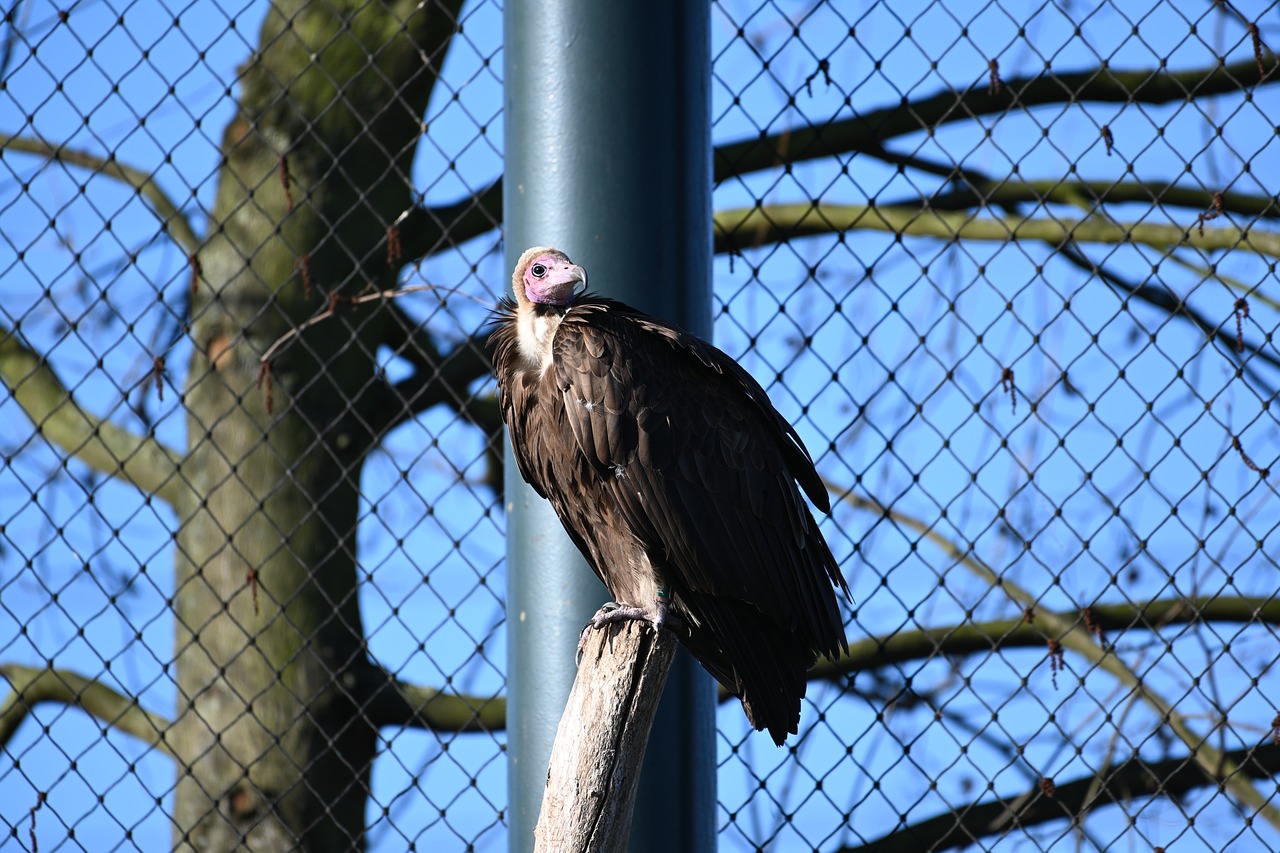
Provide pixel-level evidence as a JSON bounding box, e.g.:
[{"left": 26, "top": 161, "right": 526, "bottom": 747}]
[{"left": 513, "top": 247, "right": 586, "bottom": 308}]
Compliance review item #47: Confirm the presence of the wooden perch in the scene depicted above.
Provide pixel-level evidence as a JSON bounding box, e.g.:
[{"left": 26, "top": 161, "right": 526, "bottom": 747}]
[{"left": 534, "top": 620, "right": 677, "bottom": 853}]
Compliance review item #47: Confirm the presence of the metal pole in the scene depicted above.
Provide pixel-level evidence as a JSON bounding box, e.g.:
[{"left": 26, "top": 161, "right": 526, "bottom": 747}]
[{"left": 504, "top": 2, "right": 714, "bottom": 851}]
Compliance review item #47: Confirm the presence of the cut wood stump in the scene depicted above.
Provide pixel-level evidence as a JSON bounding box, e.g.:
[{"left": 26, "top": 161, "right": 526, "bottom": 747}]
[{"left": 533, "top": 620, "right": 678, "bottom": 853}]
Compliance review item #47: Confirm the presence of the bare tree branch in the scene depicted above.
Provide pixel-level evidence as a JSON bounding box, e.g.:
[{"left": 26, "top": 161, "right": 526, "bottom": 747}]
[
  {"left": 836, "top": 490, "right": 1280, "bottom": 832},
  {"left": 837, "top": 739, "right": 1280, "bottom": 853},
  {"left": 715, "top": 202, "right": 1280, "bottom": 257},
  {"left": 812, "top": 155, "right": 1280, "bottom": 388},
  {"left": 377, "top": 150, "right": 1280, "bottom": 269},
  {"left": 1, "top": 332, "right": 189, "bottom": 507},
  {"left": 717, "top": 197, "right": 1280, "bottom": 390},
  {"left": 380, "top": 306, "right": 495, "bottom": 423},
  {"left": 1164, "top": 253, "right": 1280, "bottom": 312},
  {"left": 922, "top": 179, "right": 1279, "bottom": 221},
  {"left": 382, "top": 303, "right": 450, "bottom": 375},
  {"left": 364, "top": 594, "right": 1280, "bottom": 730},
  {"left": 0, "top": 0, "right": 26, "bottom": 82},
  {"left": 380, "top": 62, "right": 1278, "bottom": 267},
  {"left": 1, "top": 134, "right": 201, "bottom": 256},
  {"left": 715, "top": 58, "right": 1275, "bottom": 182},
  {"left": 393, "top": 180, "right": 502, "bottom": 266},
  {"left": 361, "top": 672, "right": 505, "bottom": 733},
  {"left": 0, "top": 664, "right": 174, "bottom": 758},
  {"left": 369, "top": 331, "right": 494, "bottom": 436},
  {"left": 1056, "top": 243, "right": 1280, "bottom": 382},
  {"left": 804, "top": 596, "right": 1280, "bottom": 687},
  {"left": 328, "top": 593, "right": 1280, "bottom": 735}
]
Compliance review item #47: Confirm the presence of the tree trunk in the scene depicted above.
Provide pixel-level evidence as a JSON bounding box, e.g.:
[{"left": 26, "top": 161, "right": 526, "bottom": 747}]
[{"left": 170, "top": 1, "right": 463, "bottom": 848}]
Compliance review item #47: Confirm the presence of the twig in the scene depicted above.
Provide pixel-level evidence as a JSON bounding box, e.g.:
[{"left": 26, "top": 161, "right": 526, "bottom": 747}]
[
  {"left": 1249, "top": 22, "right": 1269, "bottom": 78},
  {"left": 151, "top": 356, "right": 166, "bottom": 402},
  {"left": 1195, "top": 190, "right": 1225, "bottom": 235},
  {"left": 256, "top": 362, "right": 273, "bottom": 415},
  {"left": 28, "top": 790, "right": 43, "bottom": 853},
  {"left": 386, "top": 224, "right": 402, "bottom": 267},
  {"left": 296, "top": 253, "right": 313, "bottom": 299},
  {"left": 278, "top": 154, "right": 294, "bottom": 212},
  {"left": 1231, "top": 434, "right": 1270, "bottom": 477},
  {"left": 804, "top": 57, "right": 832, "bottom": 95},
  {"left": 1160, "top": 253, "right": 1280, "bottom": 312},
  {"left": 189, "top": 253, "right": 202, "bottom": 299},
  {"left": 1000, "top": 366, "right": 1017, "bottom": 414},
  {"left": 258, "top": 283, "right": 492, "bottom": 367},
  {"left": 245, "top": 568, "right": 260, "bottom": 615},
  {"left": 0, "top": 0, "right": 27, "bottom": 81},
  {"left": 1235, "top": 297, "right": 1250, "bottom": 354}
]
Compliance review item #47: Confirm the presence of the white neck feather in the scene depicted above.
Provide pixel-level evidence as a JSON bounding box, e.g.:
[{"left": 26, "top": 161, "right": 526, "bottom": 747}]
[{"left": 516, "top": 307, "right": 562, "bottom": 373}]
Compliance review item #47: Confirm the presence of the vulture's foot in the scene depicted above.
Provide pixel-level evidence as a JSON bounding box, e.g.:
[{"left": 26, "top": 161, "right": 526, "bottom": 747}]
[{"left": 576, "top": 598, "right": 686, "bottom": 661}]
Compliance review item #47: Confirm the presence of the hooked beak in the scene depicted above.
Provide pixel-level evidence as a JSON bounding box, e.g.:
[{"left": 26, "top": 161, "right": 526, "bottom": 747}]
[{"left": 567, "top": 264, "right": 587, "bottom": 294}]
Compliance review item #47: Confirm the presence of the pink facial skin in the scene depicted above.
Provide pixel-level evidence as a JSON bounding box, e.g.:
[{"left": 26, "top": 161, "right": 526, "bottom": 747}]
[{"left": 524, "top": 255, "right": 586, "bottom": 306}]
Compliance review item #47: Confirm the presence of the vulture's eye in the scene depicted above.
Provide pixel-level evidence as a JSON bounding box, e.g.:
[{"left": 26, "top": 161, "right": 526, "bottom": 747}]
[{"left": 531, "top": 263, "right": 547, "bottom": 278}]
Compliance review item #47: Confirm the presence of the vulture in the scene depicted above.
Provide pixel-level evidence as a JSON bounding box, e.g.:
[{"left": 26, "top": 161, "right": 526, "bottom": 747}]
[{"left": 491, "top": 246, "right": 850, "bottom": 744}]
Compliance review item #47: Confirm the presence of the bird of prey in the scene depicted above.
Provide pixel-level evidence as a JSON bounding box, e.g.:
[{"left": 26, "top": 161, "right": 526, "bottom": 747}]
[{"left": 491, "top": 246, "right": 850, "bottom": 744}]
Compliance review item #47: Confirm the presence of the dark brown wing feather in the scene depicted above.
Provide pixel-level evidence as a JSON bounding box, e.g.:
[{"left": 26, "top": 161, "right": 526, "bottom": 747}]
[{"left": 491, "top": 296, "right": 849, "bottom": 743}]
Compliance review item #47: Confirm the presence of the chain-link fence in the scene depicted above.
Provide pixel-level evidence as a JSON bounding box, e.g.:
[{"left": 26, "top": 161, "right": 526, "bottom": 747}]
[{"left": 1, "top": 0, "right": 1278, "bottom": 850}]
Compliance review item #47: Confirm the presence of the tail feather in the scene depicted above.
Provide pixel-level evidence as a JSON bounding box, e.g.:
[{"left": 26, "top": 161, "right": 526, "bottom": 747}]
[{"left": 675, "top": 592, "right": 822, "bottom": 745}]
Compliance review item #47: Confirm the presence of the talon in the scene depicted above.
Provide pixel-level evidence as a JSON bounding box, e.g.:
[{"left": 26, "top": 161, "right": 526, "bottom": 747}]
[
  {"left": 652, "top": 597, "right": 668, "bottom": 633},
  {"left": 574, "top": 595, "right": 687, "bottom": 660}
]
